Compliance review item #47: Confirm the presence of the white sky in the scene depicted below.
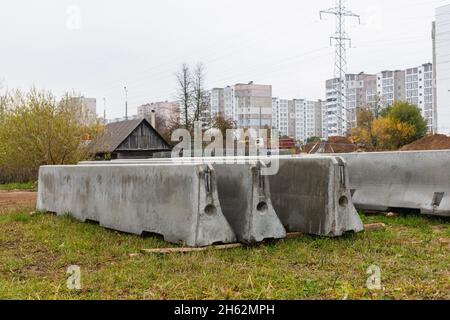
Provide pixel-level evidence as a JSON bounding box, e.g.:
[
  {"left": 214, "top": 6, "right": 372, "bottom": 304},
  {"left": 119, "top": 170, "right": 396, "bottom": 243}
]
[{"left": 1, "top": 0, "right": 449, "bottom": 118}]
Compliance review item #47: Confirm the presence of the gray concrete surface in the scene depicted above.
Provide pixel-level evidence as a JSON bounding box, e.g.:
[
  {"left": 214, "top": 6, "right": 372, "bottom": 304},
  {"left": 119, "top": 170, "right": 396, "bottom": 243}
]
[
  {"left": 81, "top": 159, "right": 286, "bottom": 243},
  {"left": 269, "top": 156, "right": 364, "bottom": 236},
  {"left": 88, "top": 155, "right": 364, "bottom": 237},
  {"left": 37, "top": 163, "right": 236, "bottom": 247},
  {"left": 336, "top": 151, "right": 450, "bottom": 217}
]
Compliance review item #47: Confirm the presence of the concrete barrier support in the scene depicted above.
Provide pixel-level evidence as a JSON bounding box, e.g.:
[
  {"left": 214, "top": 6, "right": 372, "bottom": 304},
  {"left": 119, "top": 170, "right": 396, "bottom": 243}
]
[
  {"left": 81, "top": 159, "right": 286, "bottom": 243},
  {"left": 37, "top": 163, "right": 236, "bottom": 247},
  {"left": 268, "top": 156, "right": 364, "bottom": 236},
  {"left": 336, "top": 151, "right": 450, "bottom": 217}
]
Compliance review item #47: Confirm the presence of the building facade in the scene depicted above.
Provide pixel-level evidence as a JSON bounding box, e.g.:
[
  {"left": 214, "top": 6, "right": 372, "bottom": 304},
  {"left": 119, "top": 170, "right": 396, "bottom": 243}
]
[
  {"left": 324, "top": 63, "right": 436, "bottom": 136},
  {"left": 405, "top": 63, "right": 434, "bottom": 131},
  {"left": 210, "top": 82, "right": 272, "bottom": 129},
  {"left": 272, "top": 98, "right": 323, "bottom": 142},
  {"left": 435, "top": 5, "right": 450, "bottom": 134}
]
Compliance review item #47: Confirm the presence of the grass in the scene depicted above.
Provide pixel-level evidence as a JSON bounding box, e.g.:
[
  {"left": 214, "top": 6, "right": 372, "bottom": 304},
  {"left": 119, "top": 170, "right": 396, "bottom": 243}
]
[
  {"left": 0, "top": 208, "right": 448, "bottom": 300},
  {"left": 0, "top": 182, "right": 36, "bottom": 191}
]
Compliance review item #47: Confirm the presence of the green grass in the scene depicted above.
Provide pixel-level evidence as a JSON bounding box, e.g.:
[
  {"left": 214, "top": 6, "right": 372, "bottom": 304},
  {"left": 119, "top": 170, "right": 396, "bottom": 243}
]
[
  {"left": 0, "top": 182, "right": 36, "bottom": 191},
  {"left": 0, "top": 210, "right": 448, "bottom": 300}
]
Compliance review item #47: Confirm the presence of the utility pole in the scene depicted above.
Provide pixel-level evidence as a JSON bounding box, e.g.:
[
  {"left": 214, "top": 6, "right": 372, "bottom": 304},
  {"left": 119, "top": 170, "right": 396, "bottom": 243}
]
[
  {"left": 124, "top": 86, "right": 128, "bottom": 120},
  {"left": 103, "top": 98, "right": 106, "bottom": 123},
  {"left": 320, "top": 0, "right": 360, "bottom": 136}
]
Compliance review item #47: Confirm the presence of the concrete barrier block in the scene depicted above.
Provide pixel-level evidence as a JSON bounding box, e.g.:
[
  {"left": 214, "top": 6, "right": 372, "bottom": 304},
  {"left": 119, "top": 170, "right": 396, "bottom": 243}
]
[
  {"left": 37, "top": 163, "right": 236, "bottom": 247},
  {"left": 96, "top": 156, "right": 364, "bottom": 237},
  {"left": 81, "top": 159, "right": 286, "bottom": 243},
  {"left": 268, "top": 156, "right": 364, "bottom": 237},
  {"left": 336, "top": 151, "right": 450, "bottom": 217}
]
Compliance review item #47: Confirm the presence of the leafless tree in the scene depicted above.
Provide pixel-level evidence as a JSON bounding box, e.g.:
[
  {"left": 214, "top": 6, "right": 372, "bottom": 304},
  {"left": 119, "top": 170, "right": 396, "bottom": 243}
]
[
  {"left": 192, "top": 62, "right": 208, "bottom": 124},
  {"left": 176, "top": 63, "right": 193, "bottom": 130}
]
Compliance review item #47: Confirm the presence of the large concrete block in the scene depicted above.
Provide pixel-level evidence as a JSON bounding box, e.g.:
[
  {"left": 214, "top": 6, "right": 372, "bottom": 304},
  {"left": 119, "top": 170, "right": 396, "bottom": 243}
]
[
  {"left": 81, "top": 159, "right": 286, "bottom": 243},
  {"left": 336, "top": 151, "right": 450, "bottom": 217},
  {"left": 91, "top": 155, "right": 364, "bottom": 237},
  {"left": 268, "top": 156, "right": 364, "bottom": 236},
  {"left": 37, "top": 163, "right": 236, "bottom": 247}
]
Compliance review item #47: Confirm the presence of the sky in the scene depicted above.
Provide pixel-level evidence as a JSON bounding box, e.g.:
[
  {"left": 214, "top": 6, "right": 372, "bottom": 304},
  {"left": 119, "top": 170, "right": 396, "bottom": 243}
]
[{"left": 0, "top": 0, "right": 449, "bottom": 119}]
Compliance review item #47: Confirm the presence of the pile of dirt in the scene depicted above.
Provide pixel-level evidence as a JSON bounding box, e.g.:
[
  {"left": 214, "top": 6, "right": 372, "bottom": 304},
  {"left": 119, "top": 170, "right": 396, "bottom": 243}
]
[
  {"left": 304, "top": 136, "right": 358, "bottom": 154},
  {"left": 400, "top": 134, "right": 450, "bottom": 151}
]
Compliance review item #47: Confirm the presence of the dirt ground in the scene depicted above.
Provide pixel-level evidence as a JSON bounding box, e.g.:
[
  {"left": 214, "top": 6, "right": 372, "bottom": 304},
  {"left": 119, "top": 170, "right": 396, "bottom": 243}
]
[
  {"left": 0, "top": 191, "right": 37, "bottom": 213},
  {"left": 401, "top": 134, "right": 450, "bottom": 151}
]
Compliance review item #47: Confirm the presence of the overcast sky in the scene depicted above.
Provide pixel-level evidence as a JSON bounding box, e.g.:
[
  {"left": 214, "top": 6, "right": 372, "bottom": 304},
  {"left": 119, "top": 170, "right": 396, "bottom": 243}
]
[{"left": 1, "top": 0, "right": 449, "bottom": 118}]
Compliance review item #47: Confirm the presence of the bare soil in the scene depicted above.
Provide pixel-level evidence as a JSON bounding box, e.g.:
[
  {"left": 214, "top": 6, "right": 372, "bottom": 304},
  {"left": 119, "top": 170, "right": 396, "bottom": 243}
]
[
  {"left": 401, "top": 134, "right": 450, "bottom": 151},
  {"left": 0, "top": 191, "right": 37, "bottom": 213}
]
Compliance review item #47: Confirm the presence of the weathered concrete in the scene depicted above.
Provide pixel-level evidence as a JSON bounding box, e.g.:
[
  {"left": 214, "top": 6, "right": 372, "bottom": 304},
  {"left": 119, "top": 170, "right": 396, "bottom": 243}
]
[
  {"left": 81, "top": 159, "right": 286, "bottom": 243},
  {"left": 268, "top": 156, "right": 364, "bottom": 236},
  {"left": 87, "top": 155, "right": 364, "bottom": 237},
  {"left": 336, "top": 151, "right": 450, "bottom": 217},
  {"left": 37, "top": 163, "right": 236, "bottom": 247}
]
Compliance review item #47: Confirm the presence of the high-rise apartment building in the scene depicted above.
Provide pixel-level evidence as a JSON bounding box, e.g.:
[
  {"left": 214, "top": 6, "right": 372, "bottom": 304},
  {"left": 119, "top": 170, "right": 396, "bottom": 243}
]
[
  {"left": 325, "top": 78, "right": 347, "bottom": 137},
  {"left": 324, "top": 63, "right": 436, "bottom": 136},
  {"left": 272, "top": 97, "right": 323, "bottom": 142},
  {"left": 346, "top": 73, "right": 378, "bottom": 129},
  {"left": 405, "top": 63, "right": 434, "bottom": 131},
  {"left": 210, "top": 82, "right": 272, "bottom": 129},
  {"left": 376, "top": 70, "right": 406, "bottom": 107},
  {"left": 434, "top": 5, "right": 450, "bottom": 134}
]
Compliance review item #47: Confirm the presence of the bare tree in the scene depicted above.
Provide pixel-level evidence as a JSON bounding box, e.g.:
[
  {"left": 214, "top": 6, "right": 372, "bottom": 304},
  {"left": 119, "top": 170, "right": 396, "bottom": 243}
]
[
  {"left": 176, "top": 63, "right": 193, "bottom": 130},
  {"left": 192, "top": 63, "right": 208, "bottom": 124}
]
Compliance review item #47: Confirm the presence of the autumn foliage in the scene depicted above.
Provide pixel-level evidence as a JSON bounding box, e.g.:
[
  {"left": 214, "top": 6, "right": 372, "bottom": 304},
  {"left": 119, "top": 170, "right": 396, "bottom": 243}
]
[{"left": 351, "top": 101, "right": 428, "bottom": 151}]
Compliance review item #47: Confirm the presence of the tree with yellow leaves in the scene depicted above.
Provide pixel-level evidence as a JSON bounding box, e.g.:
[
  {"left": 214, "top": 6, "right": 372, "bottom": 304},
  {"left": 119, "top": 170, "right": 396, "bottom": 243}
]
[
  {"left": 0, "top": 88, "right": 103, "bottom": 182},
  {"left": 352, "top": 101, "right": 427, "bottom": 151}
]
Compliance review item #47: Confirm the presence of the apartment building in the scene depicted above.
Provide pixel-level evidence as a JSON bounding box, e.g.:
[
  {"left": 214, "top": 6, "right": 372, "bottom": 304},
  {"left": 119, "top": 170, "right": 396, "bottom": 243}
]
[
  {"left": 324, "top": 63, "right": 435, "bottom": 136},
  {"left": 405, "top": 63, "right": 434, "bottom": 131},
  {"left": 66, "top": 96, "right": 97, "bottom": 126},
  {"left": 325, "top": 78, "right": 347, "bottom": 137},
  {"left": 376, "top": 70, "right": 406, "bottom": 107},
  {"left": 434, "top": 5, "right": 450, "bottom": 134},
  {"left": 272, "top": 98, "right": 323, "bottom": 142},
  {"left": 210, "top": 82, "right": 272, "bottom": 129},
  {"left": 346, "top": 73, "right": 378, "bottom": 129}
]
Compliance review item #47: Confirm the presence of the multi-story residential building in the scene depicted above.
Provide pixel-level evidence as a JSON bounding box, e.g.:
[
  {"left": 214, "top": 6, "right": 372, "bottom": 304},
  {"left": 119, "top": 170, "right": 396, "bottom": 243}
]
[
  {"left": 66, "top": 96, "right": 97, "bottom": 125},
  {"left": 235, "top": 82, "right": 272, "bottom": 129},
  {"left": 325, "top": 78, "right": 347, "bottom": 137},
  {"left": 210, "top": 82, "right": 272, "bottom": 129},
  {"left": 405, "top": 63, "right": 434, "bottom": 131},
  {"left": 210, "top": 88, "right": 224, "bottom": 118},
  {"left": 272, "top": 98, "right": 292, "bottom": 137},
  {"left": 137, "top": 101, "right": 180, "bottom": 129},
  {"left": 324, "top": 63, "right": 436, "bottom": 136},
  {"left": 376, "top": 70, "right": 406, "bottom": 107},
  {"left": 272, "top": 98, "right": 323, "bottom": 142},
  {"left": 345, "top": 73, "right": 378, "bottom": 129},
  {"left": 434, "top": 5, "right": 450, "bottom": 134}
]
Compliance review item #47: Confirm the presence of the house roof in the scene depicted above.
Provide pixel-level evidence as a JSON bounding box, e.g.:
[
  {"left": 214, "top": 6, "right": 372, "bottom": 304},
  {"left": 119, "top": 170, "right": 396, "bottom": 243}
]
[{"left": 89, "top": 118, "right": 171, "bottom": 154}]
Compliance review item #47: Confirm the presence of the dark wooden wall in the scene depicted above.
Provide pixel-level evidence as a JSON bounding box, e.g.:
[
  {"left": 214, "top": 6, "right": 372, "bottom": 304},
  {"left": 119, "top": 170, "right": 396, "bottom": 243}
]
[{"left": 116, "top": 121, "right": 170, "bottom": 151}]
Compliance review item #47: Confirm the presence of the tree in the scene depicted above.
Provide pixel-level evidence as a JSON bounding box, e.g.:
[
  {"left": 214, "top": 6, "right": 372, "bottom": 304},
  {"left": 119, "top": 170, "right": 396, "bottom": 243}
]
[
  {"left": 192, "top": 63, "right": 208, "bottom": 124},
  {"left": 388, "top": 101, "right": 427, "bottom": 141},
  {"left": 306, "top": 136, "right": 322, "bottom": 144},
  {"left": 175, "top": 63, "right": 193, "bottom": 130},
  {"left": 351, "top": 101, "right": 427, "bottom": 151},
  {"left": 211, "top": 115, "right": 235, "bottom": 137},
  {"left": 0, "top": 88, "right": 102, "bottom": 178}
]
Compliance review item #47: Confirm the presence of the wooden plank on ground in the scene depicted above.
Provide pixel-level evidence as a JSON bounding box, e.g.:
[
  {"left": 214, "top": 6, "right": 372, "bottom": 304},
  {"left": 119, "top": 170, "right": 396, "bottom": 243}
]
[{"left": 141, "top": 243, "right": 243, "bottom": 255}]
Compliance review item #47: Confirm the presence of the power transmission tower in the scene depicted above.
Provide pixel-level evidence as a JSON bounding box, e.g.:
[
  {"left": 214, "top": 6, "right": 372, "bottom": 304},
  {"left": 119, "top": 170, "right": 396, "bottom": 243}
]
[{"left": 320, "top": 0, "right": 360, "bottom": 136}]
